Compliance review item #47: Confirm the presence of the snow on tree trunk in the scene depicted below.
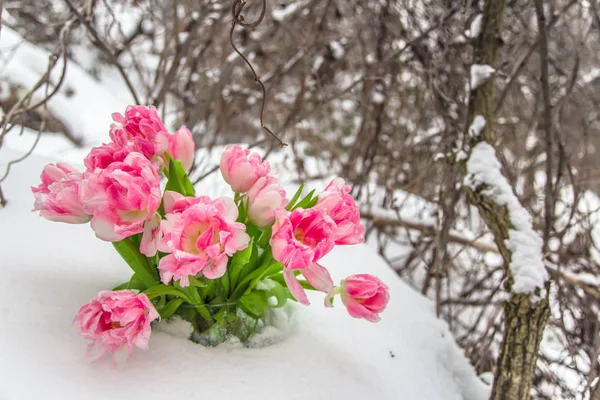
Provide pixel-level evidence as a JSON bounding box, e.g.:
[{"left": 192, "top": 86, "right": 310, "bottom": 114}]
[{"left": 461, "top": 1, "right": 550, "bottom": 399}]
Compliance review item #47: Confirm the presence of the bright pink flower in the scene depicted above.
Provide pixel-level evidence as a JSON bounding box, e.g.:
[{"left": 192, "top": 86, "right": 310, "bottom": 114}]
[
  {"left": 73, "top": 290, "right": 159, "bottom": 363},
  {"left": 84, "top": 142, "right": 129, "bottom": 172},
  {"left": 340, "top": 274, "right": 389, "bottom": 322},
  {"left": 157, "top": 196, "right": 250, "bottom": 286},
  {"left": 246, "top": 175, "right": 288, "bottom": 228},
  {"left": 314, "top": 178, "right": 364, "bottom": 245},
  {"left": 31, "top": 163, "right": 91, "bottom": 223},
  {"left": 271, "top": 208, "right": 335, "bottom": 270},
  {"left": 220, "top": 145, "right": 270, "bottom": 193},
  {"left": 109, "top": 105, "right": 169, "bottom": 160},
  {"left": 81, "top": 152, "right": 161, "bottom": 242},
  {"left": 271, "top": 208, "right": 336, "bottom": 305},
  {"left": 168, "top": 126, "right": 195, "bottom": 172}
]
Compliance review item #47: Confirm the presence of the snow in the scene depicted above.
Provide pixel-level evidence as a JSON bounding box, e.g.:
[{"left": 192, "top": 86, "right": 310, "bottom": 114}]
[
  {"left": 0, "top": 148, "right": 490, "bottom": 400},
  {"left": 329, "top": 41, "right": 345, "bottom": 60},
  {"left": 272, "top": 3, "right": 299, "bottom": 22},
  {"left": 372, "top": 91, "right": 385, "bottom": 104},
  {"left": 0, "top": 27, "right": 129, "bottom": 146},
  {"left": 467, "top": 14, "right": 483, "bottom": 39},
  {"left": 468, "top": 115, "right": 486, "bottom": 137},
  {"left": 464, "top": 142, "right": 549, "bottom": 294},
  {"left": 470, "top": 64, "right": 496, "bottom": 90}
]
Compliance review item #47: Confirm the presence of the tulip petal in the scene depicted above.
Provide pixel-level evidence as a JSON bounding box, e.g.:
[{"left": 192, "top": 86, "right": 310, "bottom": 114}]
[
  {"left": 283, "top": 268, "right": 310, "bottom": 306},
  {"left": 140, "top": 213, "right": 161, "bottom": 256},
  {"left": 302, "top": 263, "right": 334, "bottom": 293}
]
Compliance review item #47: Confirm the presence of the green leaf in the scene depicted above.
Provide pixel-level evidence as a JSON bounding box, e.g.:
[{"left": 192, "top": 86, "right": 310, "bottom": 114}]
[
  {"left": 112, "top": 239, "right": 158, "bottom": 288},
  {"left": 165, "top": 157, "right": 195, "bottom": 197},
  {"left": 158, "top": 298, "right": 186, "bottom": 319},
  {"left": 285, "top": 183, "right": 305, "bottom": 211},
  {"left": 257, "top": 279, "right": 288, "bottom": 308},
  {"left": 219, "top": 271, "right": 230, "bottom": 297},
  {"left": 178, "top": 283, "right": 203, "bottom": 305},
  {"left": 143, "top": 284, "right": 192, "bottom": 302},
  {"left": 245, "top": 224, "right": 262, "bottom": 240},
  {"left": 248, "top": 262, "right": 283, "bottom": 289},
  {"left": 188, "top": 276, "right": 207, "bottom": 288},
  {"left": 237, "top": 291, "right": 268, "bottom": 318},
  {"left": 297, "top": 279, "right": 316, "bottom": 291},
  {"left": 293, "top": 189, "right": 317, "bottom": 210},
  {"left": 256, "top": 226, "right": 272, "bottom": 248},
  {"left": 112, "top": 275, "right": 147, "bottom": 291},
  {"left": 229, "top": 241, "right": 256, "bottom": 288},
  {"left": 237, "top": 199, "right": 248, "bottom": 224}
]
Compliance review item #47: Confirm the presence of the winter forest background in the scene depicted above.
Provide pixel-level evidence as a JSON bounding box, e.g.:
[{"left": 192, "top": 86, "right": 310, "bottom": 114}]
[{"left": 0, "top": 0, "right": 599, "bottom": 398}]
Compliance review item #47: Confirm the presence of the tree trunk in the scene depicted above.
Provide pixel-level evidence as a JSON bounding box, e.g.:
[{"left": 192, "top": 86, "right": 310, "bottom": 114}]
[{"left": 463, "top": 1, "right": 551, "bottom": 399}]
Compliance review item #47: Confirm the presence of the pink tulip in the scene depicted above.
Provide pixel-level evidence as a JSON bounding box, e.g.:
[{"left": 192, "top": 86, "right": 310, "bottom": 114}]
[
  {"left": 220, "top": 145, "right": 270, "bottom": 193},
  {"left": 168, "top": 126, "right": 195, "bottom": 172},
  {"left": 271, "top": 208, "right": 336, "bottom": 305},
  {"left": 246, "top": 175, "right": 288, "bottom": 228},
  {"left": 81, "top": 152, "right": 161, "bottom": 242},
  {"left": 314, "top": 178, "right": 365, "bottom": 245},
  {"left": 109, "top": 105, "right": 169, "bottom": 160},
  {"left": 31, "top": 163, "right": 91, "bottom": 223},
  {"left": 73, "top": 290, "right": 159, "bottom": 363},
  {"left": 33, "top": 163, "right": 78, "bottom": 191},
  {"left": 84, "top": 142, "right": 129, "bottom": 172},
  {"left": 340, "top": 274, "right": 389, "bottom": 322},
  {"left": 157, "top": 196, "right": 250, "bottom": 286}
]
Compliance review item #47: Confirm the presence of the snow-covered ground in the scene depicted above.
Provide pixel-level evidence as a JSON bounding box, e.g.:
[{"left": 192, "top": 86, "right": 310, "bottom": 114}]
[{"left": 0, "top": 148, "right": 490, "bottom": 400}]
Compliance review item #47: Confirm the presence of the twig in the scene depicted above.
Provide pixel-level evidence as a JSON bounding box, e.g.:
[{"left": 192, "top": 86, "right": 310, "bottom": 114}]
[
  {"left": 63, "top": 0, "right": 141, "bottom": 105},
  {"left": 229, "top": 0, "right": 286, "bottom": 147},
  {"left": 534, "top": 0, "right": 554, "bottom": 252}
]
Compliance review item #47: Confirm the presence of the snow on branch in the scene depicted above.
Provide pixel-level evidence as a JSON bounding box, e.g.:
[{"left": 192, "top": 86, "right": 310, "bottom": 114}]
[
  {"left": 470, "top": 64, "right": 496, "bottom": 90},
  {"left": 467, "top": 14, "right": 483, "bottom": 39},
  {"left": 465, "top": 142, "right": 549, "bottom": 294},
  {"left": 468, "top": 115, "right": 486, "bottom": 137},
  {"left": 272, "top": 3, "right": 299, "bottom": 22}
]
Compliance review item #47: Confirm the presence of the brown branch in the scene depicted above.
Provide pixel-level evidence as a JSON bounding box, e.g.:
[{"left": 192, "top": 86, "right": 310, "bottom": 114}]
[
  {"left": 63, "top": 0, "right": 141, "bottom": 105},
  {"left": 230, "top": 0, "right": 286, "bottom": 147},
  {"left": 534, "top": 0, "right": 554, "bottom": 252}
]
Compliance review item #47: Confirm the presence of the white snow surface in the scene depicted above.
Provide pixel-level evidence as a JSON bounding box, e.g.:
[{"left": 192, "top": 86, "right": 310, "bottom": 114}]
[
  {"left": 465, "top": 142, "right": 549, "bottom": 294},
  {"left": 470, "top": 64, "right": 496, "bottom": 90},
  {"left": 0, "top": 148, "right": 490, "bottom": 400}
]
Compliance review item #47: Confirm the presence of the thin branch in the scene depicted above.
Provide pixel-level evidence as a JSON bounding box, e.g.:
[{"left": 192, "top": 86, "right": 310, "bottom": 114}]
[
  {"left": 230, "top": 0, "right": 286, "bottom": 147},
  {"left": 534, "top": 0, "right": 554, "bottom": 252},
  {"left": 63, "top": 0, "right": 141, "bottom": 105}
]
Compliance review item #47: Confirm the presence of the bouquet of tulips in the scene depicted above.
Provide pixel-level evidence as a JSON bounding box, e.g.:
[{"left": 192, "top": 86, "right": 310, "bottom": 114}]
[{"left": 31, "top": 105, "right": 390, "bottom": 363}]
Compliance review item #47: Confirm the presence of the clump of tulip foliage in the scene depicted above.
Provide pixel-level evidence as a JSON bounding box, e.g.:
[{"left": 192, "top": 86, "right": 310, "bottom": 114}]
[{"left": 32, "top": 105, "right": 390, "bottom": 362}]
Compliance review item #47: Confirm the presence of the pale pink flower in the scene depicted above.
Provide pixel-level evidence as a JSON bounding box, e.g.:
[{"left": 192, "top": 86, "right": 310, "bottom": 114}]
[
  {"left": 84, "top": 142, "right": 129, "bottom": 172},
  {"left": 339, "top": 274, "right": 389, "bottom": 322},
  {"left": 314, "top": 178, "right": 364, "bottom": 245},
  {"left": 140, "top": 213, "right": 161, "bottom": 257},
  {"left": 271, "top": 208, "right": 336, "bottom": 305},
  {"left": 73, "top": 290, "right": 159, "bottom": 363},
  {"left": 157, "top": 196, "right": 250, "bottom": 286},
  {"left": 246, "top": 175, "right": 288, "bottom": 228},
  {"left": 81, "top": 152, "right": 161, "bottom": 242},
  {"left": 109, "top": 105, "right": 169, "bottom": 160},
  {"left": 220, "top": 145, "right": 270, "bottom": 193},
  {"left": 33, "top": 163, "right": 78, "bottom": 192},
  {"left": 31, "top": 163, "right": 91, "bottom": 223},
  {"left": 168, "top": 126, "right": 195, "bottom": 172}
]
